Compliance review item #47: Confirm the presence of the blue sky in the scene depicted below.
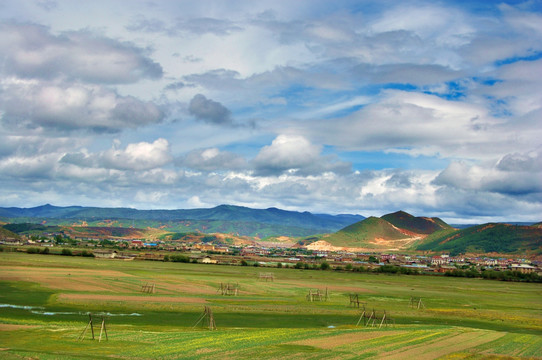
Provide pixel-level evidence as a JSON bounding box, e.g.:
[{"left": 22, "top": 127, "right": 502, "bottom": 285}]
[{"left": 0, "top": 0, "right": 541, "bottom": 223}]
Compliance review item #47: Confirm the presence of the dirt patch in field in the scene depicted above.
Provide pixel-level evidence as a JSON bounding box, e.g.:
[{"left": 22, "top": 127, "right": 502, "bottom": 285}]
[
  {"left": 0, "top": 324, "right": 38, "bottom": 331},
  {"left": 1, "top": 266, "right": 131, "bottom": 278},
  {"left": 377, "top": 330, "right": 506, "bottom": 360},
  {"left": 0, "top": 265, "right": 145, "bottom": 293},
  {"left": 290, "top": 330, "right": 404, "bottom": 349},
  {"left": 58, "top": 293, "right": 206, "bottom": 304},
  {"left": 152, "top": 279, "right": 217, "bottom": 296}
]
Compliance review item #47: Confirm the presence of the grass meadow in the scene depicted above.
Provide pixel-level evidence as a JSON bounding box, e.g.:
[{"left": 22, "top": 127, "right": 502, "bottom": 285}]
[{"left": 0, "top": 252, "right": 541, "bottom": 359}]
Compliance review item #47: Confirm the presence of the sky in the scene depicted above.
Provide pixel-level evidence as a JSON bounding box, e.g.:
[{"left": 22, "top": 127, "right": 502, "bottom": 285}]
[{"left": 0, "top": 0, "right": 541, "bottom": 223}]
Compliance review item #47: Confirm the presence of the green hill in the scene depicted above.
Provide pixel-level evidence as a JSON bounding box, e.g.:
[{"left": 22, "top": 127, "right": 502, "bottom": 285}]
[
  {"left": 0, "top": 226, "right": 21, "bottom": 241},
  {"left": 381, "top": 211, "right": 452, "bottom": 235},
  {"left": 416, "top": 223, "right": 542, "bottom": 255},
  {"left": 325, "top": 217, "right": 409, "bottom": 248},
  {"left": 324, "top": 211, "right": 456, "bottom": 250}
]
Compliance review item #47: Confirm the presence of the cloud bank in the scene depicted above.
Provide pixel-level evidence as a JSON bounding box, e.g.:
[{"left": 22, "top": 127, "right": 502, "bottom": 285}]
[{"left": 0, "top": 0, "right": 540, "bottom": 223}]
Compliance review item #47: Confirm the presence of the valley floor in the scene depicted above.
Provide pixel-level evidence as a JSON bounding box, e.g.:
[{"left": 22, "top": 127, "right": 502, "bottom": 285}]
[{"left": 0, "top": 252, "right": 541, "bottom": 359}]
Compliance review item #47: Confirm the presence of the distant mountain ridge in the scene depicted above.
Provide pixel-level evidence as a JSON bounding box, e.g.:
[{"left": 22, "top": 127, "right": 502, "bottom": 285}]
[{"left": 0, "top": 204, "right": 365, "bottom": 237}]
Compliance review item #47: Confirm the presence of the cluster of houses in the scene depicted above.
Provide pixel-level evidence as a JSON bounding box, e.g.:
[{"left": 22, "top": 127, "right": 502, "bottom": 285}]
[{"left": 2, "top": 233, "right": 540, "bottom": 275}]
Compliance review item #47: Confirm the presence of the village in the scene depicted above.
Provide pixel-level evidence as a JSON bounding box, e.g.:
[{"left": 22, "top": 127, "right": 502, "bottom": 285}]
[{"left": 2, "top": 231, "right": 540, "bottom": 279}]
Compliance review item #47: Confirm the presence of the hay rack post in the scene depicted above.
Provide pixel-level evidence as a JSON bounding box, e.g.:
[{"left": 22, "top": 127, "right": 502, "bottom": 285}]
[
  {"left": 306, "top": 288, "right": 329, "bottom": 302},
  {"left": 356, "top": 307, "right": 394, "bottom": 328},
  {"left": 193, "top": 306, "right": 217, "bottom": 330},
  {"left": 258, "top": 272, "right": 275, "bottom": 282},
  {"left": 218, "top": 282, "right": 239, "bottom": 296},
  {"left": 348, "top": 293, "right": 365, "bottom": 308},
  {"left": 409, "top": 296, "right": 425, "bottom": 310},
  {"left": 141, "top": 282, "right": 156, "bottom": 294},
  {"left": 78, "top": 313, "right": 108, "bottom": 342}
]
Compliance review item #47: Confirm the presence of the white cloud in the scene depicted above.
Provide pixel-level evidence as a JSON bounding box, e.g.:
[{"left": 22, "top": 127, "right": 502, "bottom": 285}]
[
  {"left": 0, "top": 21, "right": 163, "bottom": 83},
  {"left": 304, "top": 90, "right": 507, "bottom": 158},
  {"left": 100, "top": 138, "right": 173, "bottom": 171},
  {"left": 252, "top": 134, "right": 350, "bottom": 176},
  {"left": 0, "top": 79, "right": 164, "bottom": 132},
  {"left": 0, "top": 0, "right": 540, "bottom": 223},
  {"left": 434, "top": 151, "right": 542, "bottom": 197}
]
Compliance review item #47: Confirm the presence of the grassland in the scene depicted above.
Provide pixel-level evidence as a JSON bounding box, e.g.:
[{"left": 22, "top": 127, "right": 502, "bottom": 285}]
[{"left": 0, "top": 252, "right": 541, "bottom": 359}]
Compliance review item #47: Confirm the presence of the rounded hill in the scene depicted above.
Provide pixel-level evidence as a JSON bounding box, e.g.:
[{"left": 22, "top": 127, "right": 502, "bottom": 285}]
[{"left": 381, "top": 210, "right": 451, "bottom": 235}]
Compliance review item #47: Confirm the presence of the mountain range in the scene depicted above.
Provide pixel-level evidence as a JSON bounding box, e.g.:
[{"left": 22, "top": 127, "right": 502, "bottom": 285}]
[
  {"left": 1, "top": 204, "right": 540, "bottom": 254},
  {"left": 0, "top": 204, "right": 365, "bottom": 237}
]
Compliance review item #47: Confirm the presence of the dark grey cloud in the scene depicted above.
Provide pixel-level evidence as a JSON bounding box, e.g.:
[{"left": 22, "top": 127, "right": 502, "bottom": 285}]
[
  {"left": 0, "top": 21, "right": 163, "bottom": 83},
  {"left": 164, "top": 81, "right": 190, "bottom": 91},
  {"left": 188, "top": 94, "right": 233, "bottom": 126}
]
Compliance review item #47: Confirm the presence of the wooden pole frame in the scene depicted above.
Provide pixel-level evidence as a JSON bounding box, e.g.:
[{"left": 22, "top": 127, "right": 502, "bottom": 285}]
[
  {"left": 79, "top": 314, "right": 109, "bottom": 341},
  {"left": 193, "top": 306, "right": 217, "bottom": 330}
]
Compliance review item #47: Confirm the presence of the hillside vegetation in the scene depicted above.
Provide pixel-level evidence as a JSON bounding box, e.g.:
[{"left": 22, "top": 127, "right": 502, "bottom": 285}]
[
  {"left": 0, "top": 226, "right": 20, "bottom": 240},
  {"left": 416, "top": 223, "right": 542, "bottom": 255}
]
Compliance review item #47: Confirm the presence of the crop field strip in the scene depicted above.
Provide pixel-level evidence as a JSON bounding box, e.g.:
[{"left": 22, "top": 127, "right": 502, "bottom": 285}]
[{"left": 0, "top": 252, "right": 541, "bottom": 359}]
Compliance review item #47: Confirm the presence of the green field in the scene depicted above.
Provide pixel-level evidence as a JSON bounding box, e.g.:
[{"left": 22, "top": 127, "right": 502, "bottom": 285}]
[{"left": 0, "top": 252, "right": 541, "bottom": 359}]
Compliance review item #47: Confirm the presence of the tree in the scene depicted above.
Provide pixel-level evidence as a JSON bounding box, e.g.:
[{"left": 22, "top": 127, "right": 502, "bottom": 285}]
[{"left": 320, "top": 261, "right": 330, "bottom": 270}]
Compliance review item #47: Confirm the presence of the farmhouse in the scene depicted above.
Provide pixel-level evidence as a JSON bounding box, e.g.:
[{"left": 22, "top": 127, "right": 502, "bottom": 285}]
[
  {"left": 510, "top": 263, "right": 537, "bottom": 274},
  {"left": 0, "top": 238, "right": 22, "bottom": 245},
  {"left": 201, "top": 256, "right": 218, "bottom": 264},
  {"left": 131, "top": 240, "right": 144, "bottom": 248},
  {"left": 93, "top": 250, "right": 117, "bottom": 259},
  {"left": 194, "top": 243, "right": 216, "bottom": 251}
]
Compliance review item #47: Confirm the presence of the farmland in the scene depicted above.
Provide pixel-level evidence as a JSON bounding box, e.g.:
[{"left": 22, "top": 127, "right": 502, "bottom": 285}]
[{"left": 0, "top": 252, "right": 541, "bottom": 359}]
